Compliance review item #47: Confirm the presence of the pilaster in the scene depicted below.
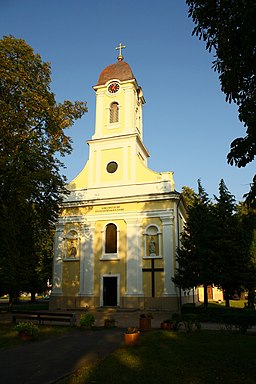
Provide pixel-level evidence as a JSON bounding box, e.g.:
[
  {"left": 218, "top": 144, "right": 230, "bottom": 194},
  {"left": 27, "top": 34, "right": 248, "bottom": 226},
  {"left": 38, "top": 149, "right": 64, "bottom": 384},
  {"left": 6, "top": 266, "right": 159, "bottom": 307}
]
[
  {"left": 52, "top": 223, "right": 64, "bottom": 295},
  {"left": 124, "top": 86, "right": 133, "bottom": 132},
  {"left": 93, "top": 91, "right": 104, "bottom": 139},
  {"left": 162, "top": 216, "right": 176, "bottom": 295},
  {"left": 125, "top": 218, "right": 143, "bottom": 296},
  {"left": 79, "top": 222, "right": 95, "bottom": 296}
]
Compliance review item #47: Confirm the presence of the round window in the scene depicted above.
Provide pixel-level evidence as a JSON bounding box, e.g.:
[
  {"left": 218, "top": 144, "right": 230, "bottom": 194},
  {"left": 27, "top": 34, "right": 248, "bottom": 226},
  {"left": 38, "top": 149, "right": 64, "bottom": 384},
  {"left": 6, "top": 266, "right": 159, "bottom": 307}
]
[{"left": 106, "top": 161, "right": 118, "bottom": 174}]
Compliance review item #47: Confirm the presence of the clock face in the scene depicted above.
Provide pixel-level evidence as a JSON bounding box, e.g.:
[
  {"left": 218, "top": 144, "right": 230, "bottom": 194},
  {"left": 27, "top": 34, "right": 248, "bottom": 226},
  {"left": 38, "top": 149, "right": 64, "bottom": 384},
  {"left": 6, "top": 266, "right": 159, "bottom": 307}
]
[{"left": 108, "top": 82, "right": 120, "bottom": 93}]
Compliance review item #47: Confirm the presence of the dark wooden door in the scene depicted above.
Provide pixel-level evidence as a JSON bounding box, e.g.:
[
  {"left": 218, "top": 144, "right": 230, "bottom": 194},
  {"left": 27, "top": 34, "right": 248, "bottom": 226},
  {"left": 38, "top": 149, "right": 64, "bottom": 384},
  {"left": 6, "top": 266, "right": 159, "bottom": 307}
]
[{"left": 103, "top": 277, "right": 117, "bottom": 306}]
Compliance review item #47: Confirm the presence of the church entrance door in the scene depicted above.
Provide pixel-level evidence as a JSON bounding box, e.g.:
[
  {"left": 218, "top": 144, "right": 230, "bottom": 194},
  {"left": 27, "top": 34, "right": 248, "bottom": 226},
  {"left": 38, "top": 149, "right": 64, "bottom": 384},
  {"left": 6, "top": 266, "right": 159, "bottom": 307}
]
[{"left": 103, "top": 276, "right": 117, "bottom": 306}]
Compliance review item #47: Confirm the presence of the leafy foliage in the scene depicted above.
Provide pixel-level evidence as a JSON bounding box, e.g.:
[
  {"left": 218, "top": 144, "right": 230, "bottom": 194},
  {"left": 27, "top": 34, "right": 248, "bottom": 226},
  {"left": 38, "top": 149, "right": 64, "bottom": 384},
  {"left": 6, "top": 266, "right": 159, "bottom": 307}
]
[
  {"left": 14, "top": 321, "right": 39, "bottom": 337},
  {"left": 80, "top": 314, "right": 95, "bottom": 327},
  {"left": 125, "top": 327, "right": 139, "bottom": 334},
  {"left": 212, "top": 179, "right": 245, "bottom": 306},
  {"left": 175, "top": 179, "right": 256, "bottom": 308},
  {"left": 174, "top": 180, "right": 216, "bottom": 307},
  {"left": 237, "top": 203, "right": 256, "bottom": 307},
  {"left": 181, "top": 186, "right": 196, "bottom": 209},
  {"left": 186, "top": 0, "right": 256, "bottom": 205},
  {"left": 221, "top": 313, "right": 256, "bottom": 334},
  {"left": 0, "top": 36, "right": 87, "bottom": 299}
]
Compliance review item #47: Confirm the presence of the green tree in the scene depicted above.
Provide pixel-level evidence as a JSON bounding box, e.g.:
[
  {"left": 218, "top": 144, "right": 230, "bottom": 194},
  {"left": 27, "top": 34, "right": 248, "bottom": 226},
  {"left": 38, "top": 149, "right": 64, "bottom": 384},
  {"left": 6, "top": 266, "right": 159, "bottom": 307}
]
[
  {"left": 0, "top": 36, "right": 87, "bottom": 301},
  {"left": 35, "top": 228, "right": 55, "bottom": 296},
  {"left": 213, "top": 179, "right": 244, "bottom": 307},
  {"left": 186, "top": 0, "right": 256, "bottom": 206},
  {"left": 181, "top": 186, "right": 196, "bottom": 210},
  {"left": 174, "top": 180, "right": 216, "bottom": 307},
  {"left": 237, "top": 203, "right": 256, "bottom": 307}
]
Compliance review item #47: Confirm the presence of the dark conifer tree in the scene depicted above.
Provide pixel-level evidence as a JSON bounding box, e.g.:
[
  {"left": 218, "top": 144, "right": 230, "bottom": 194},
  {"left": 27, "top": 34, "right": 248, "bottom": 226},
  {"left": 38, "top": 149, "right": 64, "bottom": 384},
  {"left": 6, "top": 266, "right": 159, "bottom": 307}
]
[
  {"left": 213, "top": 179, "right": 244, "bottom": 307},
  {"left": 237, "top": 204, "right": 256, "bottom": 307},
  {"left": 174, "top": 180, "right": 216, "bottom": 307}
]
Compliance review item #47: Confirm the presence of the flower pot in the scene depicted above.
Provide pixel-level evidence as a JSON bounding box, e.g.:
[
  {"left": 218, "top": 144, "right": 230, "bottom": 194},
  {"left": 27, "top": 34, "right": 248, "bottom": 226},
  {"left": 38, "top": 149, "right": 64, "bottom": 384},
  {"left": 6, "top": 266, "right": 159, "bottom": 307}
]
[
  {"left": 19, "top": 332, "right": 33, "bottom": 341},
  {"left": 161, "top": 322, "right": 172, "bottom": 330},
  {"left": 124, "top": 332, "right": 141, "bottom": 346},
  {"left": 139, "top": 317, "right": 151, "bottom": 331}
]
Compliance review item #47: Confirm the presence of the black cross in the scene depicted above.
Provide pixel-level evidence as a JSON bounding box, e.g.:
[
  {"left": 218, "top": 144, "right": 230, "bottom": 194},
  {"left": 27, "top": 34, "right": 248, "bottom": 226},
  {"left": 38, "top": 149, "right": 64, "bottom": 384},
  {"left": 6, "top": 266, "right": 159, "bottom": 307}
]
[{"left": 142, "top": 259, "right": 164, "bottom": 297}]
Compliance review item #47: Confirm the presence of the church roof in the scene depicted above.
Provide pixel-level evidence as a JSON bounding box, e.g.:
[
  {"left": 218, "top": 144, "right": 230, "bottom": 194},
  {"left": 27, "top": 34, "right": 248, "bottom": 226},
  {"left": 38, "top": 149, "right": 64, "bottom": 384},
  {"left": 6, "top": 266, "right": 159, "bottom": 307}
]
[{"left": 97, "top": 61, "right": 134, "bottom": 85}]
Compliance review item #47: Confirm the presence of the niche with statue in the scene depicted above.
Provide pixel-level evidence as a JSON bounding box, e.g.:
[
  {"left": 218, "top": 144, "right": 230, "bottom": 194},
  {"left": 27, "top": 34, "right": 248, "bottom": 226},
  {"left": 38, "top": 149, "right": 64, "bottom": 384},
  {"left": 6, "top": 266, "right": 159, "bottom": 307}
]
[
  {"left": 64, "top": 230, "right": 79, "bottom": 260},
  {"left": 144, "top": 225, "right": 161, "bottom": 258}
]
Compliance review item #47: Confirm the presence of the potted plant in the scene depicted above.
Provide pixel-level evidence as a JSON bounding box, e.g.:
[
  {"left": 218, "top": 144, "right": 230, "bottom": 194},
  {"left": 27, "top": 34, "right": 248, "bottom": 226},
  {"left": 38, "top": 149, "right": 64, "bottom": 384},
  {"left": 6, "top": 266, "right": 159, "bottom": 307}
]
[
  {"left": 80, "top": 313, "right": 95, "bottom": 328},
  {"left": 104, "top": 317, "right": 116, "bottom": 328},
  {"left": 124, "top": 327, "right": 141, "bottom": 346},
  {"left": 160, "top": 319, "right": 172, "bottom": 331},
  {"left": 139, "top": 312, "right": 153, "bottom": 330},
  {"left": 14, "top": 322, "right": 39, "bottom": 340}
]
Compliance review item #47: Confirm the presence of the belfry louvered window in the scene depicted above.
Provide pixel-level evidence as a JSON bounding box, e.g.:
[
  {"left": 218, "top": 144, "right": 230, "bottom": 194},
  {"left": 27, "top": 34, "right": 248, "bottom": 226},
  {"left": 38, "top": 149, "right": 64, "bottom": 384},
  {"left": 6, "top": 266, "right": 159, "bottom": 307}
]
[{"left": 109, "top": 102, "right": 119, "bottom": 123}]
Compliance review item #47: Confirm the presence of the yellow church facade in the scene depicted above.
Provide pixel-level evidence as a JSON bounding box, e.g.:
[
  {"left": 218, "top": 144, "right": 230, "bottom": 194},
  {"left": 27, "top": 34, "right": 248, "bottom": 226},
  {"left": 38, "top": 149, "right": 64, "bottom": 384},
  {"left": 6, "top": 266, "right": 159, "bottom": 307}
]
[{"left": 50, "top": 47, "right": 187, "bottom": 311}]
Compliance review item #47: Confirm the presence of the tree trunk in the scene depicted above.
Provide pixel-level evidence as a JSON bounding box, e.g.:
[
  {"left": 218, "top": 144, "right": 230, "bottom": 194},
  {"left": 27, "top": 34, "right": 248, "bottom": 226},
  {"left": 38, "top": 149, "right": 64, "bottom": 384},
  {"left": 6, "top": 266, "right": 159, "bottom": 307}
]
[
  {"left": 247, "top": 288, "right": 255, "bottom": 308},
  {"left": 30, "top": 291, "right": 36, "bottom": 302},
  {"left": 203, "top": 284, "right": 208, "bottom": 308},
  {"left": 9, "top": 291, "right": 19, "bottom": 304},
  {"left": 224, "top": 290, "right": 230, "bottom": 307}
]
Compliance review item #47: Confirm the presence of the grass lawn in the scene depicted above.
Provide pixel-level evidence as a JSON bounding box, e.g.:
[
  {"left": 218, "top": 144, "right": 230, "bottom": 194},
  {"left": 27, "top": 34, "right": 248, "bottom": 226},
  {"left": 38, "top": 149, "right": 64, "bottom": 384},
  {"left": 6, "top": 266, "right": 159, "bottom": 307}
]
[
  {"left": 209, "top": 300, "right": 247, "bottom": 308},
  {"left": 61, "top": 330, "right": 256, "bottom": 384}
]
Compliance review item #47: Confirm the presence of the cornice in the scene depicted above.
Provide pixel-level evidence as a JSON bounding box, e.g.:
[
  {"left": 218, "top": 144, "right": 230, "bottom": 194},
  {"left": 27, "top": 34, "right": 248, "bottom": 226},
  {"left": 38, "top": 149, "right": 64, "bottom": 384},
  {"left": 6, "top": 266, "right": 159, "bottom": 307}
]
[
  {"left": 59, "top": 208, "right": 175, "bottom": 225},
  {"left": 62, "top": 190, "right": 180, "bottom": 209},
  {"left": 87, "top": 133, "right": 150, "bottom": 158}
]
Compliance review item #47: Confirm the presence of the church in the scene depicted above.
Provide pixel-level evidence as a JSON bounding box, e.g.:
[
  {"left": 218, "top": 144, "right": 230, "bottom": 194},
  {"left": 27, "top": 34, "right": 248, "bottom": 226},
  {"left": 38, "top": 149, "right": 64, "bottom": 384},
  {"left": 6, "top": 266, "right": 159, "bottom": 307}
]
[{"left": 50, "top": 45, "right": 187, "bottom": 311}]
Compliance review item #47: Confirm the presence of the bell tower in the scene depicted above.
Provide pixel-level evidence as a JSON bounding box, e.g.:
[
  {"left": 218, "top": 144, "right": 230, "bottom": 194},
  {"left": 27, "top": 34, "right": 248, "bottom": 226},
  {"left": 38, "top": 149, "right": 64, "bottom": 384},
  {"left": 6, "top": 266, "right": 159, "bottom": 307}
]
[{"left": 86, "top": 44, "right": 149, "bottom": 188}]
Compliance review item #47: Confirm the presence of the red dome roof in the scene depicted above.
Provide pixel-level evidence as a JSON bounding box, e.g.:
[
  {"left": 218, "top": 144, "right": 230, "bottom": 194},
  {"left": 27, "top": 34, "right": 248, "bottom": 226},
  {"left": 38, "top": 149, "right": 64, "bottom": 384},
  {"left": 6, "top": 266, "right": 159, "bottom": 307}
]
[{"left": 97, "top": 61, "right": 134, "bottom": 85}]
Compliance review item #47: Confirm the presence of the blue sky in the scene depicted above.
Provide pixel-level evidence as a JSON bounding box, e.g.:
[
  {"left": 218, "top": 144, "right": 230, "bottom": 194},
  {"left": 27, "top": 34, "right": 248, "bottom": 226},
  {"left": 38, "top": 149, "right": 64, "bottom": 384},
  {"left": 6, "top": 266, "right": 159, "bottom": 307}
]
[{"left": 1, "top": 0, "right": 254, "bottom": 202}]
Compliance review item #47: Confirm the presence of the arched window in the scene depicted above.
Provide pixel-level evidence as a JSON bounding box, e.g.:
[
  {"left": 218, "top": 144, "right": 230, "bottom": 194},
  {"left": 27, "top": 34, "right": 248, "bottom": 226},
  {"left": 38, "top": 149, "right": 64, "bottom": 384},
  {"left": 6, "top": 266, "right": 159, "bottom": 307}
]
[
  {"left": 109, "top": 102, "right": 119, "bottom": 123},
  {"left": 105, "top": 223, "right": 117, "bottom": 253}
]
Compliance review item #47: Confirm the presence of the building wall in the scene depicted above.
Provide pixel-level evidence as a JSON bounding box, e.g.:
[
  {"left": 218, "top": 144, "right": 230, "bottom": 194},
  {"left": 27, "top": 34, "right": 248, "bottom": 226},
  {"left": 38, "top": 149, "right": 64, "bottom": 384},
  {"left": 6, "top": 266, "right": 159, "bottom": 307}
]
[
  {"left": 50, "top": 196, "right": 184, "bottom": 311},
  {"left": 198, "top": 286, "right": 224, "bottom": 302}
]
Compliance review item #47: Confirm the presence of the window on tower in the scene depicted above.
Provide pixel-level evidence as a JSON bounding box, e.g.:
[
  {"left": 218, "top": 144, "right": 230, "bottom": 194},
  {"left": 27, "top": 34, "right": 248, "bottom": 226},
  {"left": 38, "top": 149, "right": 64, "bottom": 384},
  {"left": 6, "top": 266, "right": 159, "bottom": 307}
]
[{"left": 109, "top": 102, "right": 119, "bottom": 123}]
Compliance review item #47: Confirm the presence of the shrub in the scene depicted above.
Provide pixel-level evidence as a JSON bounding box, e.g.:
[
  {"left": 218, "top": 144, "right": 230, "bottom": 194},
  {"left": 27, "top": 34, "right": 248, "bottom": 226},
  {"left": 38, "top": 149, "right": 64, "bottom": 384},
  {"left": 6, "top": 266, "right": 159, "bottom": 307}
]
[
  {"left": 181, "top": 314, "right": 201, "bottom": 332},
  {"left": 221, "top": 314, "right": 256, "bottom": 334},
  {"left": 14, "top": 322, "right": 39, "bottom": 337},
  {"left": 181, "top": 303, "right": 256, "bottom": 323},
  {"left": 169, "top": 313, "right": 201, "bottom": 332},
  {"left": 171, "top": 313, "right": 182, "bottom": 331},
  {"left": 80, "top": 313, "right": 95, "bottom": 327}
]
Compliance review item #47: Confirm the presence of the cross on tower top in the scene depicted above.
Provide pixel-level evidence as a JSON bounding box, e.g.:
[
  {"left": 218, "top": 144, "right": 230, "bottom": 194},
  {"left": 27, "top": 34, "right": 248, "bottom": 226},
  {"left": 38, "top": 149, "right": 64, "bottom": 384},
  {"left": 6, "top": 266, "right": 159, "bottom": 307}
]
[{"left": 115, "top": 43, "right": 126, "bottom": 61}]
